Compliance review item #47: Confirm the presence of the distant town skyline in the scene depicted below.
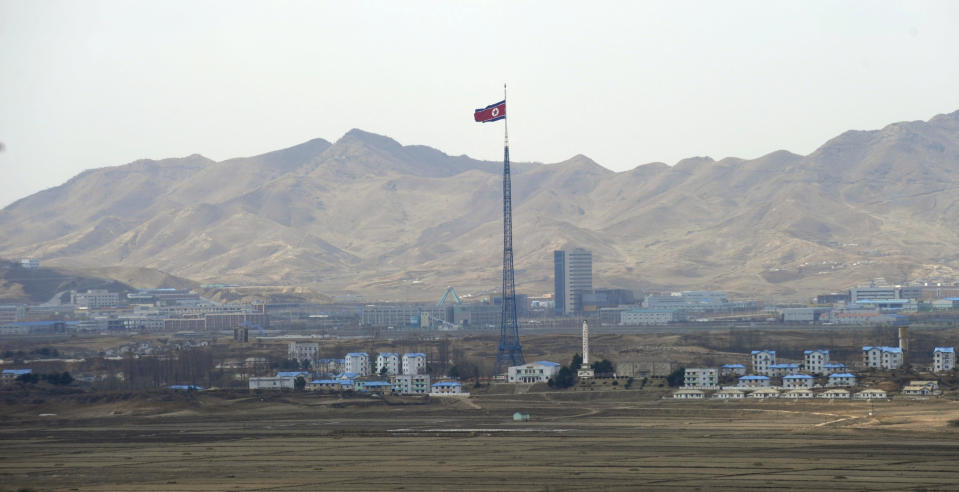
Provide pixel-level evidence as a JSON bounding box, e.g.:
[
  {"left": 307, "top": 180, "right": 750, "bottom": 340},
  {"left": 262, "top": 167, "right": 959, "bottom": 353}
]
[{"left": 2, "top": 1, "right": 959, "bottom": 207}]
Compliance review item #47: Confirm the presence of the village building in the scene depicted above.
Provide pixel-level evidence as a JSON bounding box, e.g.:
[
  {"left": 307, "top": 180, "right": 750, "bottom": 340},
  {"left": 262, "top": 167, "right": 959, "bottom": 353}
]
[
  {"left": 803, "top": 349, "right": 830, "bottom": 375},
  {"left": 822, "top": 362, "right": 847, "bottom": 374},
  {"left": 737, "top": 375, "right": 771, "bottom": 388},
  {"left": 375, "top": 353, "right": 400, "bottom": 376},
  {"left": 430, "top": 381, "right": 464, "bottom": 395},
  {"left": 672, "top": 389, "right": 705, "bottom": 399},
  {"left": 782, "top": 374, "right": 815, "bottom": 389},
  {"left": 902, "top": 380, "right": 941, "bottom": 397},
  {"left": 402, "top": 353, "right": 427, "bottom": 375},
  {"left": 507, "top": 361, "right": 561, "bottom": 383},
  {"left": 1, "top": 369, "right": 31, "bottom": 384},
  {"left": 392, "top": 374, "right": 431, "bottom": 394},
  {"left": 288, "top": 342, "right": 319, "bottom": 365},
  {"left": 719, "top": 364, "right": 746, "bottom": 376},
  {"left": 359, "top": 381, "right": 394, "bottom": 393},
  {"left": 713, "top": 388, "right": 745, "bottom": 399},
  {"left": 249, "top": 376, "right": 295, "bottom": 390},
  {"left": 748, "top": 388, "right": 779, "bottom": 399},
  {"left": 782, "top": 388, "right": 814, "bottom": 399},
  {"left": 862, "top": 346, "right": 903, "bottom": 369},
  {"left": 345, "top": 352, "right": 370, "bottom": 376},
  {"left": 683, "top": 368, "right": 719, "bottom": 389},
  {"left": 933, "top": 347, "right": 955, "bottom": 373},
  {"left": 768, "top": 363, "right": 802, "bottom": 377},
  {"left": 827, "top": 373, "right": 857, "bottom": 387},
  {"left": 854, "top": 389, "right": 888, "bottom": 399},
  {"left": 307, "top": 380, "right": 353, "bottom": 391},
  {"left": 819, "top": 388, "right": 851, "bottom": 399},
  {"left": 751, "top": 350, "right": 776, "bottom": 376}
]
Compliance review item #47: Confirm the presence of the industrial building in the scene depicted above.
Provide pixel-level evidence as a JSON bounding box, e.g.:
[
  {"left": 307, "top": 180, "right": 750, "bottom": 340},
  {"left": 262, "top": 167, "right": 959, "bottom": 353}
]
[{"left": 507, "top": 361, "right": 561, "bottom": 383}]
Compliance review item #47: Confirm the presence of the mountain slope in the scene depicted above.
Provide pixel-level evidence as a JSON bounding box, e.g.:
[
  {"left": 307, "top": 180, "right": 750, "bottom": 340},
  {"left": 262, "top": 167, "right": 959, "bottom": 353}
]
[{"left": 2, "top": 110, "right": 959, "bottom": 300}]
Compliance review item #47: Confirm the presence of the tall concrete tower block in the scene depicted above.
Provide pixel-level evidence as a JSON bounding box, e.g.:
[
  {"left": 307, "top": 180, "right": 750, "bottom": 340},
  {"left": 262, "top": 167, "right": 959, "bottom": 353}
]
[{"left": 554, "top": 248, "right": 593, "bottom": 315}]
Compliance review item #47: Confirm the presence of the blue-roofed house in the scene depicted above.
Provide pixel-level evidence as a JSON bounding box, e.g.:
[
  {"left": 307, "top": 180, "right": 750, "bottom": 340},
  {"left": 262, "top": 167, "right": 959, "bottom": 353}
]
[
  {"left": 782, "top": 374, "right": 814, "bottom": 389},
  {"left": 1, "top": 368, "right": 32, "bottom": 383},
  {"left": 345, "top": 353, "right": 370, "bottom": 376},
  {"left": 376, "top": 353, "right": 400, "bottom": 376},
  {"left": 430, "top": 381, "right": 464, "bottom": 394},
  {"left": 167, "top": 384, "right": 203, "bottom": 391},
  {"left": 933, "top": 347, "right": 955, "bottom": 373},
  {"left": 823, "top": 362, "right": 847, "bottom": 374},
  {"left": 720, "top": 364, "right": 746, "bottom": 376},
  {"left": 308, "top": 379, "right": 353, "bottom": 392},
  {"left": 768, "top": 363, "right": 801, "bottom": 377},
  {"left": 827, "top": 373, "right": 857, "bottom": 387},
  {"left": 803, "top": 349, "right": 830, "bottom": 375},
  {"left": 402, "top": 353, "right": 427, "bottom": 375},
  {"left": 508, "top": 361, "right": 561, "bottom": 384},
  {"left": 862, "top": 346, "right": 903, "bottom": 369},
  {"left": 751, "top": 350, "right": 776, "bottom": 376},
  {"left": 737, "top": 375, "right": 770, "bottom": 388},
  {"left": 359, "top": 381, "right": 394, "bottom": 394}
]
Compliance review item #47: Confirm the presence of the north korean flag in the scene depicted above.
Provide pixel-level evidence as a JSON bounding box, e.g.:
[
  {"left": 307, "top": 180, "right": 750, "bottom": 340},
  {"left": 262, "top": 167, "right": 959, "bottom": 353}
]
[{"left": 474, "top": 100, "right": 506, "bottom": 123}]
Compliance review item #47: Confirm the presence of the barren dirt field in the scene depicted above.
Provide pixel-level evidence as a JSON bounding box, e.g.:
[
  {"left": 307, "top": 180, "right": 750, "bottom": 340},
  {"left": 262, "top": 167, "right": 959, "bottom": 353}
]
[{"left": 3, "top": 390, "right": 959, "bottom": 491}]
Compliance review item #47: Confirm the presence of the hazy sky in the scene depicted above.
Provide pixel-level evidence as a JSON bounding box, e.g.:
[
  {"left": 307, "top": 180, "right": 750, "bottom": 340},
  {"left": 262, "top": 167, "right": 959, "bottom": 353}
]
[{"left": 2, "top": 1, "right": 959, "bottom": 207}]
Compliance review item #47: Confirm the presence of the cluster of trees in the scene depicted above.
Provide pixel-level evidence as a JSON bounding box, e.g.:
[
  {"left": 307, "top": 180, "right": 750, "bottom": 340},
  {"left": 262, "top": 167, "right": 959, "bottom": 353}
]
[{"left": 15, "top": 372, "right": 73, "bottom": 385}]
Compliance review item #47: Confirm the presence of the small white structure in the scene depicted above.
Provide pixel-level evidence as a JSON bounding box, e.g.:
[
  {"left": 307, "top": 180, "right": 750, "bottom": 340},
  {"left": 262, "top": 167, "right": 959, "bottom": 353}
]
[
  {"left": 827, "top": 373, "right": 857, "bottom": 387},
  {"left": 345, "top": 352, "right": 370, "bottom": 376},
  {"left": 803, "top": 349, "right": 830, "bottom": 375},
  {"left": 819, "top": 388, "right": 850, "bottom": 399},
  {"left": 782, "top": 374, "right": 814, "bottom": 389},
  {"left": 737, "top": 375, "right": 771, "bottom": 388},
  {"left": 431, "top": 381, "right": 464, "bottom": 395},
  {"left": 713, "top": 389, "right": 745, "bottom": 399},
  {"left": 672, "top": 389, "right": 705, "bottom": 399},
  {"left": 402, "top": 353, "right": 427, "bottom": 375},
  {"left": 782, "top": 388, "right": 814, "bottom": 399},
  {"left": 933, "top": 347, "right": 955, "bottom": 373},
  {"left": 578, "top": 320, "right": 594, "bottom": 378},
  {"left": 508, "top": 361, "right": 561, "bottom": 383},
  {"left": 751, "top": 350, "right": 776, "bottom": 376},
  {"left": 720, "top": 364, "right": 746, "bottom": 376},
  {"left": 683, "top": 368, "right": 719, "bottom": 389},
  {"left": 376, "top": 352, "right": 400, "bottom": 376},
  {"left": 249, "top": 376, "right": 294, "bottom": 390},
  {"left": 748, "top": 388, "right": 779, "bottom": 399},
  {"left": 854, "top": 389, "right": 887, "bottom": 400},
  {"left": 862, "top": 346, "right": 903, "bottom": 370},
  {"left": 392, "top": 374, "right": 431, "bottom": 394}
]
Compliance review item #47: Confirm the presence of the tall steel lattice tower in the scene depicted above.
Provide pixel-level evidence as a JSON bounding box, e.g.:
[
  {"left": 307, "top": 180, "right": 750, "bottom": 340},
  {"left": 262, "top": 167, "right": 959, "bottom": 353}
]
[{"left": 495, "top": 87, "right": 524, "bottom": 373}]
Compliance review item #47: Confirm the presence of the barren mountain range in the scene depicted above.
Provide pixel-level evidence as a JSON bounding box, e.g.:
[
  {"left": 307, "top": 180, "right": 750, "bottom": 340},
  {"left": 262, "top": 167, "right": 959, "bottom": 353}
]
[{"left": 2, "top": 110, "right": 959, "bottom": 302}]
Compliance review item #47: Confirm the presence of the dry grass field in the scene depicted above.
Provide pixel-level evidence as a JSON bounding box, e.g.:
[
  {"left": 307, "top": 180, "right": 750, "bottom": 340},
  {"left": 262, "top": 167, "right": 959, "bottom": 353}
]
[{"left": 3, "top": 389, "right": 959, "bottom": 491}]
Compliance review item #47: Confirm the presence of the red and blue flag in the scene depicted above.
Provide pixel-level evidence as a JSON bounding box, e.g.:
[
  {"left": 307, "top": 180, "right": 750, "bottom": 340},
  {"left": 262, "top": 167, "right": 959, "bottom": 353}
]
[{"left": 474, "top": 100, "right": 506, "bottom": 123}]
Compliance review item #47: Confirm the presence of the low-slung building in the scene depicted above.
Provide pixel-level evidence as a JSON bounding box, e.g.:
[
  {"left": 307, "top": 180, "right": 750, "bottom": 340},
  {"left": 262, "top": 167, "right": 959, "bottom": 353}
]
[
  {"left": 748, "top": 388, "right": 779, "bottom": 399},
  {"left": 713, "top": 389, "right": 745, "bottom": 399},
  {"left": 288, "top": 342, "right": 319, "bottom": 364},
  {"left": 720, "top": 364, "right": 746, "bottom": 376},
  {"left": 392, "top": 374, "right": 431, "bottom": 394},
  {"left": 902, "top": 380, "right": 940, "bottom": 397},
  {"left": 819, "top": 388, "right": 850, "bottom": 399},
  {"left": 307, "top": 380, "right": 353, "bottom": 391},
  {"left": 782, "top": 389, "right": 814, "bottom": 399},
  {"left": 854, "top": 389, "right": 887, "bottom": 399},
  {"left": 1, "top": 369, "right": 32, "bottom": 383},
  {"left": 508, "top": 361, "right": 561, "bottom": 383},
  {"left": 249, "top": 376, "right": 294, "bottom": 390},
  {"left": 768, "top": 363, "right": 801, "bottom": 377},
  {"left": 933, "top": 347, "right": 955, "bottom": 373},
  {"left": 862, "top": 346, "right": 903, "bottom": 369},
  {"left": 672, "top": 389, "right": 705, "bottom": 399},
  {"left": 431, "top": 381, "right": 464, "bottom": 394}
]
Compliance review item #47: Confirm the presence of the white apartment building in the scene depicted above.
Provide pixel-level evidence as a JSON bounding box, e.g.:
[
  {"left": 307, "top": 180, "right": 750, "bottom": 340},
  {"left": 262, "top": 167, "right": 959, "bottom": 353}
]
[
  {"left": 827, "top": 373, "right": 857, "bottom": 387},
  {"left": 392, "top": 374, "right": 431, "bottom": 394},
  {"left": 862, "top": 346, "right": 903, "bottom": 369},
  {"left": 933, "top": 347, "right": 955, "bottom": 373},
  {"left": 737, "top": 375, "right": 771, "bottom": 388},
  {"left": 402, "top": 353, "right": 427, "bottom": 375},
  {"left": 683, "top": 368, "right": 719, "bottom": 389},
  {"left": 508, "top": 361, "right": 561, "bottom": 383},
  {"left": 768, "top": 363, "right": 801, "bottom": 377},
  {"left": 803, "top": 349, "right": 830, "bottom": 375},
  {"left": 431, "top": 381, "right": 464, "bottom": 394},
  {"left": 288, "top": 342, "right": 319, "bottom": 364},
  {"left": 72, "top": 289, "right": 120, "bottom": 309},
  {"left": 376, "top": 352, "right": 400, "bottom": 376},
  {"left": 751, "top": 350, "right": 776, "bottom": 376},
  {"left": 345, "top": 352, "right": 370, "bottom": 376},
  {"left": 782, "top": 374, "right": 814, "bottom": 389}
]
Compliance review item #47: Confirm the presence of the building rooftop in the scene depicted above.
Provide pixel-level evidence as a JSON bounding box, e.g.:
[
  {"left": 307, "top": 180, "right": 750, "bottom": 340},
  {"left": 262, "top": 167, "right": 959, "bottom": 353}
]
[
  {"left": 721, "top": 364, "right": 746, "bottom": 368},
  {"left": 378, "top": 352, "right": 399, "bottom": 357},
  {"left": 750, "top": 350, "right": 776, "bottom": 355},
  {"left": 770, "top": 363, "right": 800, "bottom": 368},
  {"left": 739, "top": 375, "right": 770, "bottom": 380},
  {"left": 276, "top": 371, "right": 310, "bottom": 378},
  {"left": 346, "top": 352, "right": 368, "bottom": 357},
  {"left": 2, "top": 369, "right": 32, "bottom": 375},
  {"left": 362, "top": 381, "right": 393, "bottom": 387},
  {"left": 783, "top": 374, "right": 814, "bottom": 379},
  {"left": 934, "top": 347, "right": 955, "bottom": 353},
  {"left": 532, "top": 361, "right": 561, "bottom": 367},
  {"left": 167, "top": 385, "right": 203, "bottom": 390},
  {"left": 829, "top": 373, "right": 857, "bottom": 378},
  {"left": 404, "top": 353, "right": 426, "bottom": 358},
  {"left": 863, "top": 346, "right": 902, "bottom": 353},
  {"left": 432, "top": 381, "right": 462, "bottom": 387},
  {"left": 803, "top": 349, "right": 829, "bottom": 354}
]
